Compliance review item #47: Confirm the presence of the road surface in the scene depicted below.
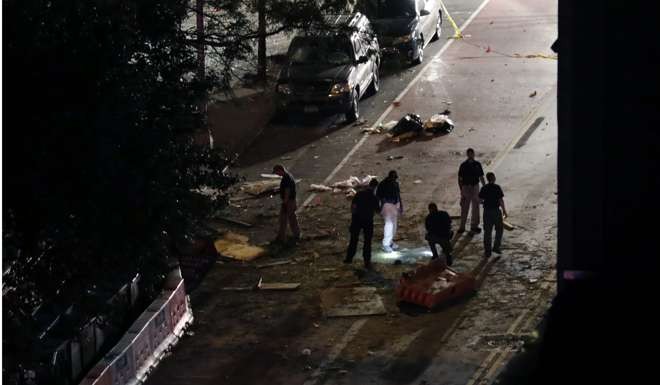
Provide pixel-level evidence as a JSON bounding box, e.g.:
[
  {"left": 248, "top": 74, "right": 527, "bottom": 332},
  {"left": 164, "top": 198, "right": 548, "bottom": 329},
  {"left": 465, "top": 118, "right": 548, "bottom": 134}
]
[{"left": 146, "top": 0, "right": 558, "bottom": 384}]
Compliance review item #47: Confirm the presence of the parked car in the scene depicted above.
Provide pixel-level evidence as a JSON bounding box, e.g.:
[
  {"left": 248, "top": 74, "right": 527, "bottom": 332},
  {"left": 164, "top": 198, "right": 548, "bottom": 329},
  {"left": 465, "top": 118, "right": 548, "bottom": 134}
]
[
  {"left": 356, "top": 0, "right": 443, "bottom": 65},
  {"left": 275, "top": 13, "right": 381, "bottom": 122}
]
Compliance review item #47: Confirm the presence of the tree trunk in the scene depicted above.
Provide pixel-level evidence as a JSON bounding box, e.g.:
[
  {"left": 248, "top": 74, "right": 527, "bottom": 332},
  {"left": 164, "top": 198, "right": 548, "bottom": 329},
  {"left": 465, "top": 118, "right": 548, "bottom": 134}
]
[
  {"left": 257, "top": 0, "right": 267, "bottom": 83},
  {"left": 196, "top": 0, "right": 205, "bottom": 81},
  {"left": 196, "top": 0, "right": 213, "bottom": 148}
]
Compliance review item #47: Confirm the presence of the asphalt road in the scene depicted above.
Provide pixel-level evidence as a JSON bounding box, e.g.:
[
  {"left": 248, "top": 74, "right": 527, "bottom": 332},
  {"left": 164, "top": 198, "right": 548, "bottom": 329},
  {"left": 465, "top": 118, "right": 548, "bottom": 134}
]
[{"left": 146, "top": 0, "right": 558, "bottom": 384}]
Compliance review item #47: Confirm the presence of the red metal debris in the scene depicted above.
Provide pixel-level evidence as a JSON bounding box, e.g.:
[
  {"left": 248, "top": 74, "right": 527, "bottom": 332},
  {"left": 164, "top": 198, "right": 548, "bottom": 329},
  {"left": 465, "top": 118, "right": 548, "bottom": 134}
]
[{"left": 395, "top": 259, "right": 476, "bottom": 309}]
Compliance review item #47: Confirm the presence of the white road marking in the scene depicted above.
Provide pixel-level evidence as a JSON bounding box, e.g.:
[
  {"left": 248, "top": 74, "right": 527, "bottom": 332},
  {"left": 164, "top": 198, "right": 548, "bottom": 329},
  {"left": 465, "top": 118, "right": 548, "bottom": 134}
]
[
  {"left": 299, "top": 0, "right": 495, "bottom": 212},
  {"left": 302, "top": 319, "right": 368, "bottom": 385}
]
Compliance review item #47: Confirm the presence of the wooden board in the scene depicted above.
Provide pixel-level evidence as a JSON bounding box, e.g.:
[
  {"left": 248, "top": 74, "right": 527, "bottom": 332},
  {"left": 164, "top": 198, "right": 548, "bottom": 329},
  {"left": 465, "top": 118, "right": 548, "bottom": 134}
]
[{"left": 258, "top": 282, "right": 300, "bottom": 290}]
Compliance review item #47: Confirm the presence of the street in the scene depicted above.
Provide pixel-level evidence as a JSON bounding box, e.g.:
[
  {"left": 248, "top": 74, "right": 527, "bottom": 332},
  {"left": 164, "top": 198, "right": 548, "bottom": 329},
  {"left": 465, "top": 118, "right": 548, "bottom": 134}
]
[{"left": 147, "top": 0, "right": 558, "bottom": 384}]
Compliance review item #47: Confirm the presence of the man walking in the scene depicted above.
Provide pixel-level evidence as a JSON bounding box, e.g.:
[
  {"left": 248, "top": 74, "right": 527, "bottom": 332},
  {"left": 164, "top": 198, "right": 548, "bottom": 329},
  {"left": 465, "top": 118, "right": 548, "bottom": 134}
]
[
  {"left": 425, "top": 203, "right": 454, "bottom": 266},
  {"left": 458, "top": 148, "right": 486, "bottom": 234},
  {"left": 344, "top": 179, "right": 380, "bottom": 269},
  {"left": 376, "top": 170, "right": 403, "bottom": 253},
  {"left": 273, "top": 164, "right": 300, "bottom": 243},
  {"left": 479, "top": 172, "right": 508, "bottom": 258}
]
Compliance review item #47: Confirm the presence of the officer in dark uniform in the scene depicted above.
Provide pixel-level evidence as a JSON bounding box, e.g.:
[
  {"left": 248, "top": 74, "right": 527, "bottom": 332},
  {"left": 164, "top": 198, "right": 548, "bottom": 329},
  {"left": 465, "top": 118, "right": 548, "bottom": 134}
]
[
  {"left": 273, "top": 164, "right": 300, "bottom": 243},
  {"left": 425, "top": 203, "right": 454, "bottom": 266},
  {"left": 344, "top": 179, "right": 380, "bottom": 269},
  {"left": 479, "top": 172, "right": 508, "bottom": 258}
]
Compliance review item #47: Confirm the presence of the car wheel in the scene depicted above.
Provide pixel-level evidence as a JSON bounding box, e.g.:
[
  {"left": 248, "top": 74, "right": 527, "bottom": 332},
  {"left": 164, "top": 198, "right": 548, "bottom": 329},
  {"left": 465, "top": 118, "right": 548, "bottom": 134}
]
[
  {"left": 432, "top": 12, "right": 442, "bottom": 41},
  {"left": 412, "top": 38, "right": 424, "bottom": 65},
  {"left": 367, "top": 69, "right": 380, "bottom": 96},
  {"left": 345, "top": 90, "right": 359, "bottom": 123}
]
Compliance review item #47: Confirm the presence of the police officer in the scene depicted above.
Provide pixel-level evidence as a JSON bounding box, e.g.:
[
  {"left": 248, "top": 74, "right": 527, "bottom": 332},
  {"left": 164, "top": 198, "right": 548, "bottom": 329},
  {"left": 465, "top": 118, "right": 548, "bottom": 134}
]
[
  {"left": 344, "top": 179, "right": 380, "bottom": 270},
  {"left": 458, "top": 148, "right": 486, "bottom": 234},
  {"left": 376, "top": 170, "right": 403, "bottom": 253},
  {"left": 273, "top": 164, "right": 300, "bottom": 243},
  {"left": 425, "top": 203, "right": 454, "bottom": 266},
  {"left": 479, "top": 172, "right": 508, "bottom": 258}
]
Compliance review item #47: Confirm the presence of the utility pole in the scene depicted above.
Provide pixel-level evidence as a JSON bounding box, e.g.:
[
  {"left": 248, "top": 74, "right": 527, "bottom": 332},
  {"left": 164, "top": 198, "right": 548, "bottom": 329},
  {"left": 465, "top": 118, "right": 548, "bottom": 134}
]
[{"left": 257, "top": 0, "right": 267, "bottom": 83}]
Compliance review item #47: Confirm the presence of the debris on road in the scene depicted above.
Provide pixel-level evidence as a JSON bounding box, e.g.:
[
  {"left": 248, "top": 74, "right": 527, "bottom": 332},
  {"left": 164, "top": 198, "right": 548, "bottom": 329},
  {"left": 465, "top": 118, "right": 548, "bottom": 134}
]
[
  {"left": 214, "top": 232, "right": 266, "bottom": 261},
  {"left": 301, "top": 348, "right": 312, "bottom": 356},
  {"left": 529, "top": 91, "right": 537, "bottom": 97},
  {"left": 393, "top": 101, "right": 402, "bottom": 107},
  {"left": 258, "top": 281, "right": 301, "bottom": 291},
  {"left": 414, "top": 180, "right": 423, "bottom": 184},
  {"left": 216, "top": 216, "right": 253, "bottom": 228},
  {"left": 345, "top": 188, "right": 357, "bottom": 199},
  {"left": 423, "top": 110, "right": 455, "bottom": 134},
  {"left": 257, "top": 260, "right": 291, "bottom": 269},
  {"left": 391, "top": 114, "right": 424, "bottom": 136},
  {"left": 320, "top": 287, "right": 387, "bottom": 317},
  {"left": 260, "top": 173, "right": 281, "bottom": 179},
  {"left": 387, "top": 155, "right": 405, "bottom": 161},
  {"left": 503, "top": 220, "right": 515, "bottom": 231},
  {"left": 396, "top": 259, "right": 476, "bottom": 309},
  {"left": 310, "top": 184, "right": 333, "bottom": 192},
  {"left": 240, "top": 177, "right": 301, "bottom": 197}
]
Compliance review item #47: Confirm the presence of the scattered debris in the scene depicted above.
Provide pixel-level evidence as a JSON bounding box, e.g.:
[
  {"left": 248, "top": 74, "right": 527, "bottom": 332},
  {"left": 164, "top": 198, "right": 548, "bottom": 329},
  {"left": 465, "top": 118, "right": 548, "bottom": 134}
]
[
  {"left": 216, "top": 217, "right": 253, "bottom": 228},
  {"left": 214, "top": 232, "right": 266, "bottom": 261},
  {"left": 391, "top": 113, "right": 424, "bottom": 136},
  {"left": 413, "top": 180, "right": 423, "bottom": 184},
  {"left": 387, "top": 155, "right": 405, "bottom": 161},
  {"left": 310, "top": 184, "right": 333, "bottom": 192},
  {"left": 486, "top": 45, "right": 491, "bottom": 53},
  {"left": 393, "top": 101, "right": 401, "bottom": 107},
  {"left": 345, "top": 188, "right": 357, "bottom": 199},
  {"left": 339, "top": 370, "right": 349, "bottom": 375},
  {"left": 301, "top": 348, "right": 312, "bottom": 356},
  {"left": 259, "top": 282, "right": 301, "bottom": 290},
  {"left": 240, "top": 177, "right": 301, "bottom": 197},
  {"left": 529, "top": 91, "right": 537, "bottom": 98},
  {"left": 186, "top": 331, "right": 195, "bottom": 337},
  {"left": 320, "top": 287, "right": 387, "bottom": 317},
  {"left": 260, "top": 173, "right": 281, "bottom": 179},
  {"left": 257, "top": 260, "right": 291, "bottom": 269},
  {"left": 313, "top": 323, "right": 320, "bottom": 328},
  {"left": 397, "top": 260, "right": 476, "bottom": 309},
  {"left": 423, "top": 110, "right": 454, "bottom": 134},
  {"left": 314, "top": 155, "right": 320, "bottom": 159}
]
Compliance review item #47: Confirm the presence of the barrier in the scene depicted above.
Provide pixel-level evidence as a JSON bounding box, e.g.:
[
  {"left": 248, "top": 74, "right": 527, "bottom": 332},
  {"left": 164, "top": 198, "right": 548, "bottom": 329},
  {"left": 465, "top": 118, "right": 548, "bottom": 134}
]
[{"left": 80, "top": 268, "right": 193, "bottom": 385}]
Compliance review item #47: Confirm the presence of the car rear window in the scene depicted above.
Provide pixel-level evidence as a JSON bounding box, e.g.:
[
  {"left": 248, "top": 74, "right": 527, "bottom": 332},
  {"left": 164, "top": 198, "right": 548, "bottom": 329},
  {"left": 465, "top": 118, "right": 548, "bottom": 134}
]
[{"left": 289, "top": 36, "right": 354, "bottom": 66}]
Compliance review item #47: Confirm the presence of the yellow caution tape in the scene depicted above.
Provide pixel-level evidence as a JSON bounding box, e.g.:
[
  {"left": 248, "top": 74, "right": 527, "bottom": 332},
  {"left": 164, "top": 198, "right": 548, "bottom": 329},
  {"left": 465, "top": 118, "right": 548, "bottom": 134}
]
[
  {"left": 439, "top": 0, "right": 463, "bottom": 39},
  {"left": 512, "top": 53, "right": 558, "bottom": 60}
]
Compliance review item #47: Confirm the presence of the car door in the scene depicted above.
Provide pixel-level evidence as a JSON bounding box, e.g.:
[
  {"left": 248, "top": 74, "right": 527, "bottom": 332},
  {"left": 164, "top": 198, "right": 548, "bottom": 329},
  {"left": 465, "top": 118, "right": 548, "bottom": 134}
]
[
  {"left": 417, "top": 0, "right": 433, "bottom": 45},
  {"left": 352, "top": 33, "right": 371, "bottom": 98}
]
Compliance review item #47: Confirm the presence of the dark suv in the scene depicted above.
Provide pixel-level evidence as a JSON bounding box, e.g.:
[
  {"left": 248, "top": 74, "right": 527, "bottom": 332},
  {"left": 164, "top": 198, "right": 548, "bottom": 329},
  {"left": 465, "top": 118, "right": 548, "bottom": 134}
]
[
  {"left": 356, "top": 0, "right": 442, "bottom": 65},
  {"left": 275, "top": 13, "right": 380, "bottom": 122}
]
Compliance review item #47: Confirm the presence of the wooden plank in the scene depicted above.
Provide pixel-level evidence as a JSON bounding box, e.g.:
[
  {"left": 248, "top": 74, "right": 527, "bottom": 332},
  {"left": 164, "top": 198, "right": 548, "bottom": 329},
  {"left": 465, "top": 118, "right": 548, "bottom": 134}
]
[
  {"left": 258, "top": 282, "right": 301, "bottom": 291},
  {"left": 257, "top": 260, "right": 291, "bottom": 269}
]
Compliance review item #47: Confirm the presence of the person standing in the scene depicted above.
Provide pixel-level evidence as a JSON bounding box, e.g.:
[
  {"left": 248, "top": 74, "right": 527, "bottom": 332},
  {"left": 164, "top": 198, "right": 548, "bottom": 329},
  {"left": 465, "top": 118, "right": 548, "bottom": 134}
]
[
  {"left": 344, "top": 179, "right": 380, "bottom": 269},
  {"left": 425, "top": 203, "right": 454, "bottom": 266},
  {"left": 458, "top": 148, "right": 486, "bottom": 234},
  {"left": 479, "top": 172, "right": 508, "bottom": 258},
  {"left": 273, "top": 164, "right": 300, "bottom": 243},
  {"left": 376, "top": 170, "right": 403, "bottom": 253}
]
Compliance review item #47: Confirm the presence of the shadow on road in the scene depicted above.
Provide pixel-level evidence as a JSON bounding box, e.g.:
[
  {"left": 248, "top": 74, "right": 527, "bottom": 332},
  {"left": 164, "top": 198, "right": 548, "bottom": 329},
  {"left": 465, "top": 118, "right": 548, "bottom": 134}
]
[
  {"left": 375, "top": 131, "right": 451, "bottom": 153},
  {"left": 236, "top": 114, "right": 350, "bottom": 166}
]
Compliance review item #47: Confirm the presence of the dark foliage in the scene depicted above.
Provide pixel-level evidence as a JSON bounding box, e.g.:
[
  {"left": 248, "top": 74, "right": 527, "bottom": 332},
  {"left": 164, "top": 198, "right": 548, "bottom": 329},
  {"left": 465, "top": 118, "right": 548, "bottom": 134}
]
[{"left": 3, "top": 0, "right": 236, "bottom": 373}]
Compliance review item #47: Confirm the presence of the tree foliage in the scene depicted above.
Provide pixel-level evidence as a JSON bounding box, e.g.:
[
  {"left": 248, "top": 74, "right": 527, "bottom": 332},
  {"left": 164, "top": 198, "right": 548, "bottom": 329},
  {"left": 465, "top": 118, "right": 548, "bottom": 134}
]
[
  {"left": 195, "top": 0, "right": 352, "bottom": 87},
  {"left": 3, "top": 0, "right": 236, "bottom": 368}
]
